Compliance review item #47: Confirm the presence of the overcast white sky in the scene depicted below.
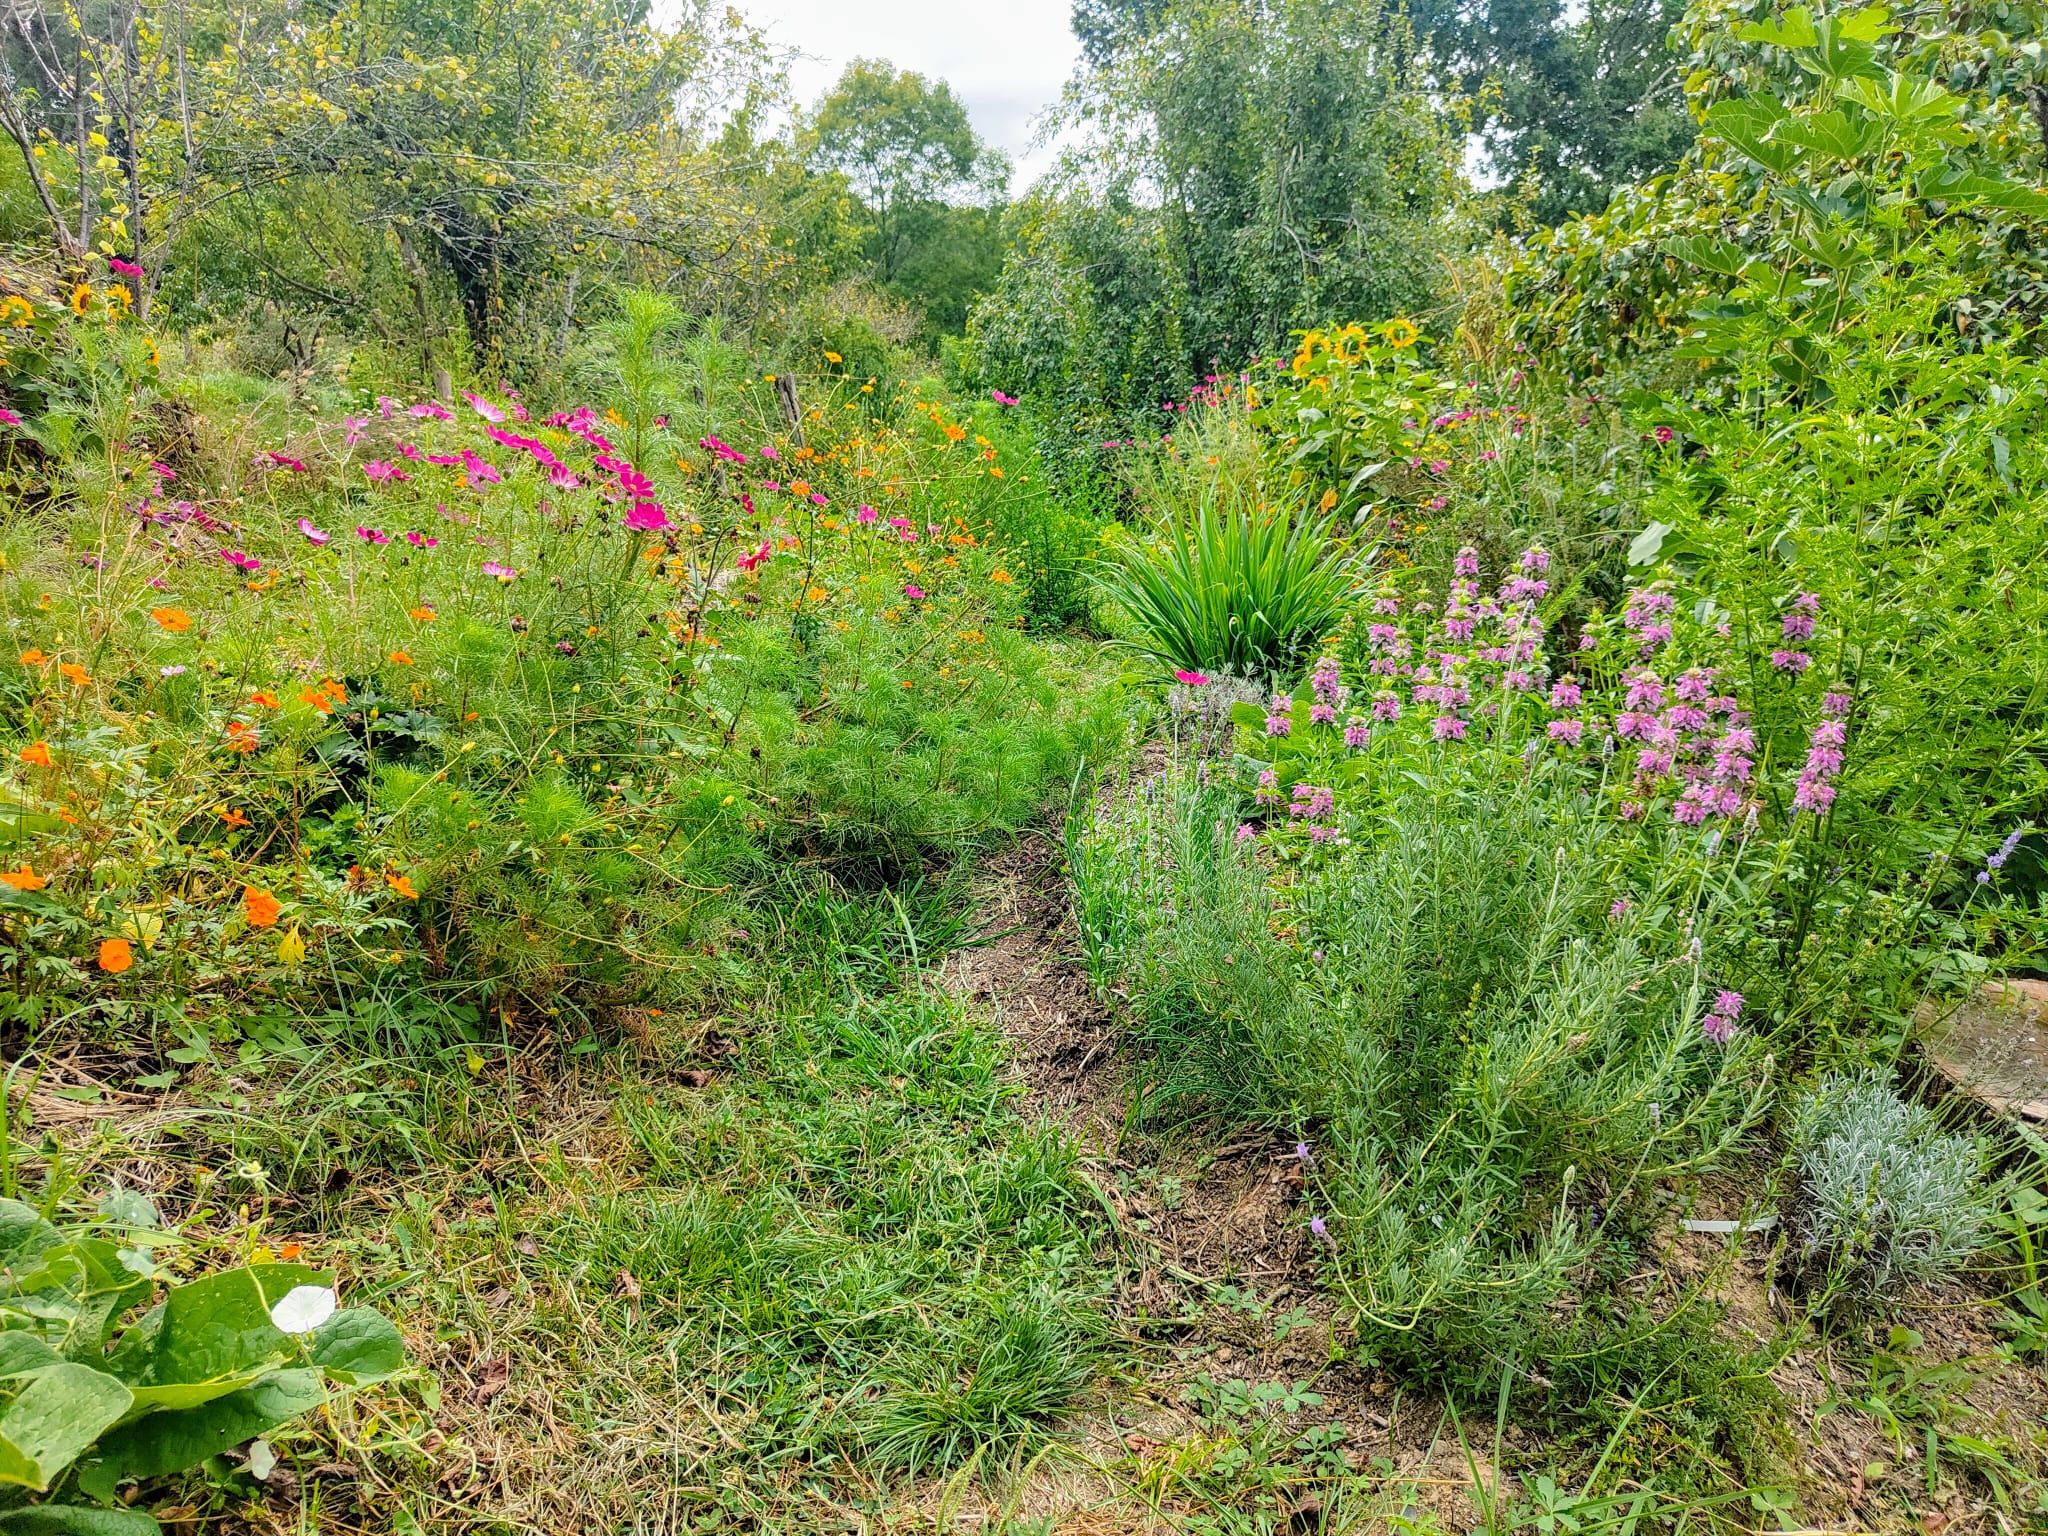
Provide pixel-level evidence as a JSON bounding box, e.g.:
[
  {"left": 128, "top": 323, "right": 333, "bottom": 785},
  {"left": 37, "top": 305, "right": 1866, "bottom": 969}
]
[{"left": 734, "top": 0, "right": 1085, "bottom": 189}]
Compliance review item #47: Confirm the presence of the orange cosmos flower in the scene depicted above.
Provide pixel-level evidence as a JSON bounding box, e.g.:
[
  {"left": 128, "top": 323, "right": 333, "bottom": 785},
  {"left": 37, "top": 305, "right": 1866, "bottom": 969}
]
[
  {"left": 250, "top": 690, "right": 279, "bottom": 709},
  {"left": 218, "top": 807, "right": 251, "bottom": 828},
  {"left": 150, "top": 607, "right": 192, "bottom": 632},
  {"left": 320, "top": 679, "right": 347, "bottom": 703},
  {"left": 989, "top": 569, "right": 1013, "bottom": 584},
  {"left": 17, "top": 649, "right": 48, "bottom": 665},
  {"left": 0, "top": 865, "right": 45, "bottom": 891},
  {"left": 388, "top": 650, "right": 414, "bottom": 666},
  {"left": 298, "top": 689, "right": 333, "bottom": 715},
  {"left": 58, "top": 663, "right": 89, "bottom": 686},
  {"left": 18, "top": 742, "right": 50, "bottom": 767},
  {"left": 243, "top": 887, "right": 281, "bottom": 927},
  {"left": 386, "top": 872, "right": 419, "bottom": 900},
  {"left": 409, "top": 606, "right": 436, "bottom": 622},
  {"left": 98, "top": 937, "right": 132, "bottom": 973}
]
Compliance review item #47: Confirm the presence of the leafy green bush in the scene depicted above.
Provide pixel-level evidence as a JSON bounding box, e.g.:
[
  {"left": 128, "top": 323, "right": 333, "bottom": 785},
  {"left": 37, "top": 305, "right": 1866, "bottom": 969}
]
[{"left": 0, "top": 1191, "right": 402, "bottom": 1529}]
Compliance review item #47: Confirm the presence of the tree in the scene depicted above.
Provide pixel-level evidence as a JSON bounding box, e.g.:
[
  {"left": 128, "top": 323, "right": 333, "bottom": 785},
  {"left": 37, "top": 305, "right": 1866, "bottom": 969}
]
[{"left": 802, "top": 60, "right": 1010, "bottom": 339}]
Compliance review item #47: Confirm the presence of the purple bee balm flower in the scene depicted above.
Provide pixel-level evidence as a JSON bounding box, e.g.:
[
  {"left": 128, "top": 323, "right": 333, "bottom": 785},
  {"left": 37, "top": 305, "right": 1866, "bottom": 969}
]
[
  {"left": 1454, "top": 546, "right": 1480, "bottom": 577},
  {"left": 1520, "top": 546, "right": 1549, "bottom": 571},
  {"left": 1770, "top": 650, "right": 1812, "bottom": 673},
  {"left": 1547, "top": 718, "right": 1584, "bottom": 746},
  {"left": 1236, "top": 823, "right": 1257, "bottom": 844},
  {"left": 1609, "top": 899, "right": 1630, "bottom": 917},
  {"left": 1431, "top": 714, "right": 1467, "bottom": 741},
  {"left": 1822, "top": 692, "right": 1851, "bottom": 719},
  {"left": 1715, "top": 990, "right": 1745, "bottom": 1020},
  {"left": 1700, "top": 1013, "right": 1735, "bottom": 1045},
  {"left": 1372, "top": 692, "right": 1401, "bottom": 722},
  {"left": 1782, "top": 611, "right": 1815, "bottom": 641},
  {"left": 1343, "top": 720, "right": 1370, "bottom": 749}
]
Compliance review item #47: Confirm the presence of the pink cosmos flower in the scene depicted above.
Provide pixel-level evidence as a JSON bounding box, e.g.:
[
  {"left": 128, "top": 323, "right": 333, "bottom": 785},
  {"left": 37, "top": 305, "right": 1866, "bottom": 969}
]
[
  {"left": 356, "top": 526, "right": 390, "bottom": 545},
  {"left": 363, "top": 461, "right": 409, "bottom": 484},
  {"left": 297, "top": 518, "right": 331, "bottom": 546},
  {"left": 109, "top": 256, "right": 144, "bottom": 279},
  {"left": 460, "top": 450, "right": 502, "bottom": 486},
  {"left": 0, "top": 408, "right": 22, "bottom": 428},
  {"left": 462, "top": 391, "right": 506, "bottom": 424},
  {"left": 482, "top": 562, "right": 518, "bottom": 581},
  {"left": 222, "top": 550, "right": 261, "bottom": 571},
  {"left": 1173, "top": 670, "right": 1210, "bottom": 686},
  {"left": 405, "top": 532, "right": 438, "bottom": 548},
  {"left": 548, "top": 466, "right": 582, "bottom": 490},
  {"left": 991, "top": 389, "right": 1020, "bottom": 406},
  {"left": 344, "top": 414, "right": 369, "bottom": 446},
  {"left": 856, "top": 505, "right": 877, "bottom": 524},
  {"left": 409, "top": 401, "right": 453, "bottom": 420},
  {"left": 624, "top": 501, "right": 671, "bottom": 533},
  {"left": 904, "top": 584, "right": 925, "bottom": 600}
]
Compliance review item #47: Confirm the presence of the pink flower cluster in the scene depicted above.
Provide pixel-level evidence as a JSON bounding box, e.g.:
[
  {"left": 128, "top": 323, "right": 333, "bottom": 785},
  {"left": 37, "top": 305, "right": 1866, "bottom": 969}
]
[{"left": 1793, "top": 692, "right": 1850, "bottom": 814}]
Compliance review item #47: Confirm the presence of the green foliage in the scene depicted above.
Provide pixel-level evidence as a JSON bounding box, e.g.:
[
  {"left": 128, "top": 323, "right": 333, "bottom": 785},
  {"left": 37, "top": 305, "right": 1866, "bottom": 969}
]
[
  {"left": 967, "top": 0, "right": 1459, "bottom": 443},
  {"left": 1096, "top": 493, "right": 1364, "bottom": 680},
  {"left": 0, "top": 1188, "right": 401, "bottom": 1526},
  {"left": 1072, "top": 755, "right": 1771, "bottom": 1354}
]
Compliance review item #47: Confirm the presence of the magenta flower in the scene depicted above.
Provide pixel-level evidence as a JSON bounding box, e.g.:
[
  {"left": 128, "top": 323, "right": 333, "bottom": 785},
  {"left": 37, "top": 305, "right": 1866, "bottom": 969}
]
[
  {"left": 0, "top": 407, "right": 22, "bottom": 428},
  {"left": 903, "top": 584, "right": 925, "bottom": 600},
  {"left": 221, "top": 550, "right": 261, "bottom": 571},
  {"left": 1174, "top": 669, "right": 1210, "bottom": 686},
  {"left": 109, "top": 256, "right": 144, "bottom": 279},
  {"left": 355, "top": 526, "right": 390, "bottom": 545},
  {"left": 462, "top": 391, "right": 507, "bottom": 424},
  {"left": 1654, "top": 426, "right": 1674, "bottom": 444},
  {"left": 481, "top": 562, "right": 518, "bottom": 581},
  {"left": 297, "top": 518, "right": 331, "bottom": 546},
  {"left": 409, "top": 400, "right": 453, "bottom": 420},
  {"left": 856, "top": 504, "right": 878, "bottom": 524},
  {"left": 991, "top": 389, "right": 1020, "bottom": 406},
  {"left": 405, "top": 531, "right": 438, "bottom": 548},
  {"left": 624, "top": 500, "right": 671, "bottom": 533},
  {"left": 362, "top": 460, "right": 409, "bottom": 484}
]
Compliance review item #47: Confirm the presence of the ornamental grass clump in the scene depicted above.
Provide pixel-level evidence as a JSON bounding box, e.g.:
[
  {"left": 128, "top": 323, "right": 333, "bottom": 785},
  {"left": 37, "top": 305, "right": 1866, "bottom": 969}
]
[
  {"left": 1784, "top": 1070, "right": 1990, "bottom": 1319},
  {"left": 1095, "top": 487, "right": 1367, "bottom": 680}
]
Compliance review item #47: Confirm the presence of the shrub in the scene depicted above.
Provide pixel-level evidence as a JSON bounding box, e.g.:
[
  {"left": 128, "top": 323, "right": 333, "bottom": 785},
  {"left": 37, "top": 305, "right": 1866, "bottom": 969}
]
[
  {"left": 1784, "top": 1070, "right": 1990, "bottom": 1318},
  {"left": 1071, "top": 751, "right": 1772, "bottom": 1362}
]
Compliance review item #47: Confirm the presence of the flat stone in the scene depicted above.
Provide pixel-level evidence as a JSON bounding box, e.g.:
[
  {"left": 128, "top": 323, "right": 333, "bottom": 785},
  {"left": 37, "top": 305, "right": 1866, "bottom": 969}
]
[{"left": 1916, "top": 977, "right": 2048, "bottom": 1120}]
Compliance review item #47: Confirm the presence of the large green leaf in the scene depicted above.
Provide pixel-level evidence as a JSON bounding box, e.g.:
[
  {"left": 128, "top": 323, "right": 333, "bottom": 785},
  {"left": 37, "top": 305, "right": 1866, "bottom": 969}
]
[
  {"left": 80, "top": 1369, "right": 322, "bottom": 1487},
  {"left": 1705, "top": 98, "right": 1798, "bottom": 175},
  {"left": 144, "top": 1266, "right": 326, "bottom": 1387},
  {"left": 1838, "top": 72, "right": 1957, "bottom": 124},
  {"left": 0, "top": 1506, "right": 159, "bottom": 1536},
  {"left": 0, "top": 1207, "right": 59, "bottom": 1274},
  {"left": 308, "top": 1310, "right": 406, "bottom": 1386},
  {"left": 0, "top": 1338, "right": 61, "bottom": 1381},
  {"left": 1773, "top": 109, "right": 1880, "bottom": 162},
  {"left": 0, "top": 1365, "right": 132, "bottom": 1490},
  {"left": 1661, "top": 235, "right": 1751, "bottom": 276},
  {"left": 1735, "top": 6, "right": 1817, "bottom": 46}
]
